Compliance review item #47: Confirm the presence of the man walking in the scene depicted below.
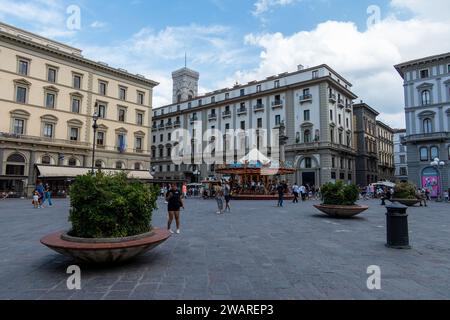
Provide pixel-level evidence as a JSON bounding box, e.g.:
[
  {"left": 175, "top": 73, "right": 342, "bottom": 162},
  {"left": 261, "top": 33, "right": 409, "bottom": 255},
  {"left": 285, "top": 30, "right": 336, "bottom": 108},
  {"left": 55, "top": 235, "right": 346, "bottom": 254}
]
[
  {"left": 292, "top": 183, "right": 299, "bottom": 203},
  {"left": 277, "top": 181, "right": 285, "bottom": 207},
  {"left": 300, "top": 184, "right": 306, "bottom": 202}
]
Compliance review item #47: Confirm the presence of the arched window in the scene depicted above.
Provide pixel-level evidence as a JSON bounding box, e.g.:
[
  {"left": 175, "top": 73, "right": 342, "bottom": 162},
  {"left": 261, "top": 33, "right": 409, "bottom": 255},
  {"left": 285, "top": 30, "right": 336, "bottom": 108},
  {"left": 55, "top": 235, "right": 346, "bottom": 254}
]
[
  {"left": 95, "top": 160, "right": 103, "bottom": 168},
  {"left": 41, "top": 156, "right": 51, "bottom": 165},
  {"left": 430, "top": 146, "right": 439, "bottom": 160},
  {"left": 68, "top": 158, "right": 77, "bottom": 167},
  {"left": 420, "top": 147, "right": 429, "bottom": 161},
  {"left": 421, "top": 90, "right": 431, "bottom": 106},
  {"left": 134, "top": 163, "right": 142, "bottom": 170},
  {"left": 423, "top": 118, "right": 433, "bottom": 133},
  {"left": 7, "top": 153, "right": 25, "bottom": 163},
  {"left": 6, "top": 153, "right": 26, "bottom": 176},
  {"left": 304, "top": 157, "right": 312, "bottom": 169},
  {"left": 115, "top": 162, "right": 123, "bottom": 169},
  {"left": 304, "top": 130, "right": 311, "bottom": 143}
]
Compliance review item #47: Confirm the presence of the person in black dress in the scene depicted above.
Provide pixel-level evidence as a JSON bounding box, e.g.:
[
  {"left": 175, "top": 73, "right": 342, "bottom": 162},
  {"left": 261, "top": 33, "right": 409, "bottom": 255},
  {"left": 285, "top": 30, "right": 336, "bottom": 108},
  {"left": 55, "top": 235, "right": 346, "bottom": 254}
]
[{"left": 166, "top": 184, "right": 184, "bottom": 234}]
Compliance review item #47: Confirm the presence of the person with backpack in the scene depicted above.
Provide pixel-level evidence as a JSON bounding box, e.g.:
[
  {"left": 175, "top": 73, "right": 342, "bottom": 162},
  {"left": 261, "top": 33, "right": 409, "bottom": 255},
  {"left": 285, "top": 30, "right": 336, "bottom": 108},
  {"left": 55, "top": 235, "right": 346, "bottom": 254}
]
[{"left": 166, "top": 184, "right": 184, "bottom": 234}]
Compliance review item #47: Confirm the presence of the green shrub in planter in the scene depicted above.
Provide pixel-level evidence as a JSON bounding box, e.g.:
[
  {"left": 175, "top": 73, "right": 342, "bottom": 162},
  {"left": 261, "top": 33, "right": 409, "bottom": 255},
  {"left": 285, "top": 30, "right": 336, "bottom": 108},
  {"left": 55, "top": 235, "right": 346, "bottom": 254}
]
[
  {"left": 393, "top": 182, "right": 417, "bottom": 199},
  {"left": 69, "top": 172, "right": 159, "bottom": 239},
  {"left": 321, "top": 181, "right": 359, "bottom": 206}
]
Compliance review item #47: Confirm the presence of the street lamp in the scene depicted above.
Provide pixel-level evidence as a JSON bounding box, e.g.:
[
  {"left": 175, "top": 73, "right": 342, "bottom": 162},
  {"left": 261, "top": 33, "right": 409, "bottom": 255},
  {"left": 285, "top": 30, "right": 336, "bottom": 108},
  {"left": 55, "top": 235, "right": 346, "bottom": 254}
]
[
  {"left": 430, "top": 157, "right": 446, "bottom": 202},
  {"left": 91, "top": 111, "right": 99, "bottom": 174}
]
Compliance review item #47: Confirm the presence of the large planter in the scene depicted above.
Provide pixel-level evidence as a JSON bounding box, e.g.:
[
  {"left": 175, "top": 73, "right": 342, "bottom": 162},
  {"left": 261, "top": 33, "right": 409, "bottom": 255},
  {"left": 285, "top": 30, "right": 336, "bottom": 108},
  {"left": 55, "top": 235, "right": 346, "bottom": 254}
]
[
  {"left": 41, "top": 228, "right": 171, "bottom": 264},
  {"left": 314, "top": 204, "right": 369, "bottom": 218},
  {"left": 391, "top": 199, "right": 421, "bottom": 207}
]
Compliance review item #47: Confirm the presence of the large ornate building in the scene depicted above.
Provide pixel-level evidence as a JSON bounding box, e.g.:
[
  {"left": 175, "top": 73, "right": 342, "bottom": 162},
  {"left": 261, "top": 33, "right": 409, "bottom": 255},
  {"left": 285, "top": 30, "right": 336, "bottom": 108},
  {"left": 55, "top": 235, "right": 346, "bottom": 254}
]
[
  {"left": 376, "top": 121, "right": 395, "bottom": 182},
  {"left": 395, "top": 52, "right": 450, "bottom": 197},
  {"left": 0, "top": 22, "right": 158, "bottom": 196},
  {"left": 151, "top": 65, "right": 358, "bottom": 187}
]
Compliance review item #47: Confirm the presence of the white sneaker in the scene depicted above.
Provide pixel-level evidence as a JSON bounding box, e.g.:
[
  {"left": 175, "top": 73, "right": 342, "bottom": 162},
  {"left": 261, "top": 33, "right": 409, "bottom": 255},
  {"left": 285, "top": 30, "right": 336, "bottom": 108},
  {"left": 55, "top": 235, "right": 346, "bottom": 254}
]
[
  {"left": 169, "top": 229, "right": 174, "bottom": 234},
  {"left": 176, "top": 229, "right": 180, "bottom": 234}
]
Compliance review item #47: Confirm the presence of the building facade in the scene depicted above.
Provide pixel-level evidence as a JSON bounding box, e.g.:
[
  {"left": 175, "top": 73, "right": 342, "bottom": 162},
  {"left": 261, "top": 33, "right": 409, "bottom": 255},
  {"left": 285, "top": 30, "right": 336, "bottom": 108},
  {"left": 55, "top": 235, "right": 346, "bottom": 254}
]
[
  {"left": 395, "top": 52, "right": 450, "bottom": 197},
  {"left": 394, "top": 129, "right": 408, "bottom": 182},
  {"left": 0, "top": 22, "right": 158, "bottom": 196},
  {"left": 376, "top": 121, "right": 395, "bottom": 182},
  {"left": 151, "top": 65, "right": 358, "bottom": 187},
  {"left": 353, "top": 102, "right": 379, "bottom": 187}
]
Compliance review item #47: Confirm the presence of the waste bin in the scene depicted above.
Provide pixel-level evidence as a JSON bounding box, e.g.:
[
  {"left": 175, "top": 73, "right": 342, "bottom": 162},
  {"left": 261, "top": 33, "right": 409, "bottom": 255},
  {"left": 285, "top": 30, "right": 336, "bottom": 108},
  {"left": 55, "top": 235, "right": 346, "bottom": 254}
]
[{"left": 386, "top": 202, "right": 411, "bottom": 249}]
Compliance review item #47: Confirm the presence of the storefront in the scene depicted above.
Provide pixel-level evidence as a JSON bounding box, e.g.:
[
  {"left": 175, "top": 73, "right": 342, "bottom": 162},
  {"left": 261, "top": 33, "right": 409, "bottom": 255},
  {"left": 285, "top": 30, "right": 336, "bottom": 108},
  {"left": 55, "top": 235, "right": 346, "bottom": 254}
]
[{"left": 421, "top": 167, "right": 440, "bottom": 198}]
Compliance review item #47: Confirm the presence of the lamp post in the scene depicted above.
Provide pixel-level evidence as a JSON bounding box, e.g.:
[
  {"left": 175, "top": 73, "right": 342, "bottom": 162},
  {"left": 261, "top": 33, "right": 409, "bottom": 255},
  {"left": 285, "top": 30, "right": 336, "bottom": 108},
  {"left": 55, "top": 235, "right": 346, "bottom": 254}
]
[
  {"left": 430, "top": 157, "right": 446, "bottom": 202},
  {"left": 91, "top": 111, "right": 99, "bottom": 174}
]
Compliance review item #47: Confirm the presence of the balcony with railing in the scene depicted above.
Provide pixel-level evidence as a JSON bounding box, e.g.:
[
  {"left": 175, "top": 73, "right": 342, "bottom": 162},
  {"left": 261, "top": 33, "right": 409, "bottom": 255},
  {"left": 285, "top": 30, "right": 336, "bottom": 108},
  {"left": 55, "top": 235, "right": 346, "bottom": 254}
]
[
  {"left": 299, "top": 94, "right": 313, "bottom": 103},
  {"left": 190, "top": 115, "right": 198, "bottom": 124},
  {"left": 253, "top": 103, "right": 265, "bottom": 112},
  {"left": 173, "top": 120, "right": 181, "bottom": 127},
  {"left": 338, "top": 98, "right": 345, "bottom": 108},
  {"left": 271, "top": 100, "right": 283, "bottom": 109},
  {"left": 165, "top": 121, "right": 173, "bottom": 128},
  {"left": 158, "top": 123, "right": 165, "bottom": 130},
  {"left": 329, "top": 93, "right": 337, "bottom": 103},
  {"left": 401, "top": 132, "right": 450, "bottom": 144},
  {"left": 152, "top": 124, "right": 157, "bottom": 131},
  {"left": 208, "top": 113, "right": 217, "bottom": 121},
  {"left": 0, "top": 132, "right": 91, "bottom": 148},
  {"left": 237, "top": 107, "right": 247, "bottom": 115},
  {"left": 222, "top": 110, "right": 231, "bottom": 118}
]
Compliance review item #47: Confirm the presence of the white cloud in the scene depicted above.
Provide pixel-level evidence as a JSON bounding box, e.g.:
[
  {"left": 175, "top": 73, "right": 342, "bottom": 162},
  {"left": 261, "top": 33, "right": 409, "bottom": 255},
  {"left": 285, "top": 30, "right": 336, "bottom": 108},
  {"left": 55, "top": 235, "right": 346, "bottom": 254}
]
[
  {"left": 227, "top": 1, "right": 450, "bottom": 128},
  {"left": 90, "top": 21, "right": 107, "bottom": 29},
  {"left": 252, "top": 0, "right": 299, "bottom": 16},
  {"left": 390, "top": 0, "right": 450, "bottom": 20}
]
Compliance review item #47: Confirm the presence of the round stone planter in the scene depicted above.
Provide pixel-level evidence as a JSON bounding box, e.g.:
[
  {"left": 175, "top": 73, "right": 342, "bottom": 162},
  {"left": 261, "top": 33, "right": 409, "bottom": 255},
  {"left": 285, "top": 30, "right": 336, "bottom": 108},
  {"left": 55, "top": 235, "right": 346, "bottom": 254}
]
[
  {"left": 40, "top": 228, "right": 171, "bottom": 264},
  {"left": 314, "top": 204, "right": 369, "bottom": 218},
  {"left": 391, "top": 199, "right": 421, "bottom": 207}
]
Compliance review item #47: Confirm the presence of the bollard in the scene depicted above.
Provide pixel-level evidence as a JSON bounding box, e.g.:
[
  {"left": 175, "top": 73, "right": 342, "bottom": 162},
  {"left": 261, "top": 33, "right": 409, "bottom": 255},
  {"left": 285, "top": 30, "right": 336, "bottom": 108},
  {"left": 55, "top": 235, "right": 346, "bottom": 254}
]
[
  {"left": 386, "top": 202, "right": 411, "bottom": 249},
  {"left": 381, "top": 197, "right": 386, "bottom": 206}
]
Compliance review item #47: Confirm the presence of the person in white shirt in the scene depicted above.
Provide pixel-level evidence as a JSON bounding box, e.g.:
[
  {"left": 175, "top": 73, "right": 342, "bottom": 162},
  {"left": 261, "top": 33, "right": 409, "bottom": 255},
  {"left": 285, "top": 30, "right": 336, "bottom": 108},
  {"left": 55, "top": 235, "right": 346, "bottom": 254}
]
[
  {"left": 292, "top": 183, "right": 300, "bottom": 203},
  {"left": 299, "top": 185, "right": 307, "bottom": 201}
]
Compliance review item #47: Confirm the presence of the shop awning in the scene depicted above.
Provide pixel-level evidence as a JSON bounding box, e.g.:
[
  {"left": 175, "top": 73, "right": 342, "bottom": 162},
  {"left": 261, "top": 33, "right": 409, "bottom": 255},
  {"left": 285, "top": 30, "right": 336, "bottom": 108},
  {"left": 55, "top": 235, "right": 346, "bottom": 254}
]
[{"left": 36, "top": 166, "right": 153, "bottom": 180}]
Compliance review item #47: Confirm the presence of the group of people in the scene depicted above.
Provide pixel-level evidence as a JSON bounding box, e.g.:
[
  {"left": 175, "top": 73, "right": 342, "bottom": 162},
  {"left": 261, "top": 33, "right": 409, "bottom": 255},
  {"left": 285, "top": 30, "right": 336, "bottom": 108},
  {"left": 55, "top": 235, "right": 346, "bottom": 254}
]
[{"left": 32, "top": 181, "right": 52, "bottom": 209}]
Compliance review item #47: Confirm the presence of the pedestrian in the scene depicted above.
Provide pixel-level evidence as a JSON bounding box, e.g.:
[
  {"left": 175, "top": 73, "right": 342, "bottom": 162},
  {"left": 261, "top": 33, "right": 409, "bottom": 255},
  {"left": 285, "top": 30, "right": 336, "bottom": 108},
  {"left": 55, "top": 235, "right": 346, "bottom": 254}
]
[
  {"left": 182, "top": 183, "right": 188, "bottom": 199},
  {"left": 32, "top": 191, "right": 39, "bottom": 209},
  {"left": 292, "top": 182, "right": 299, "bottom": 203},
  {"left": 300, "top": 184, "right": 306, "bottom": 201},
  {"left": 166, "top": 183, "right": 184, "bottom": 234},
  {"left": 214, "top": 182, "right": 224, "bottom": 214},
  {"left": 224, "top": 182, "right": 231, "bottom": 212},
  {"left": 36, "top": 181, "right": 45, "bottom": 208},
  {"left": 277, "top": 181, "right": 285, "bottom": 207},
  {"left": 43, "top": 183, "right": 53, "bottom": 207}
]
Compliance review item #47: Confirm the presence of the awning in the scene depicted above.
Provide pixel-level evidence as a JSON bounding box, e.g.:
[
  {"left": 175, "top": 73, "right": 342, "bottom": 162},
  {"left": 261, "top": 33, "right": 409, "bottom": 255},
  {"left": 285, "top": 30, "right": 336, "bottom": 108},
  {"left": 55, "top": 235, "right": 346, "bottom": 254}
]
[{"left": 36, "top": 166, "right": 153, "bottom": 180}]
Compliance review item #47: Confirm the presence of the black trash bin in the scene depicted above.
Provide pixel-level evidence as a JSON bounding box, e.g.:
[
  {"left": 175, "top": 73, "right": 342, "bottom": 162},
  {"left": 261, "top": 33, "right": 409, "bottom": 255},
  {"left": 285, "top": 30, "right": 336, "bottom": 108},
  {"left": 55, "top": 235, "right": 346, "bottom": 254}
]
[{"left": 386, "top": 202, "right": 411, "bottom": 249}]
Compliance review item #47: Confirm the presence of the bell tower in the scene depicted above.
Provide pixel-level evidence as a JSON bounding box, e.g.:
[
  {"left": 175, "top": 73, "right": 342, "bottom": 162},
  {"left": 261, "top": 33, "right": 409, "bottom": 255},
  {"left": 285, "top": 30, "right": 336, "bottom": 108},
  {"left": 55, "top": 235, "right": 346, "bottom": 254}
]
[{"left": 172, "top": 67, "right": 199, "bottom": 103}]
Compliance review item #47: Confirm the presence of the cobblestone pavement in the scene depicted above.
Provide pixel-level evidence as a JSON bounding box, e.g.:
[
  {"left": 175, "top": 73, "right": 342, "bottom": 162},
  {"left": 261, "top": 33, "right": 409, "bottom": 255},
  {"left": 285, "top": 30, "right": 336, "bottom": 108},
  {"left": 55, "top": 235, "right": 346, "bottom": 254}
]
[{"left": 0, "top": 197, "right": 450, "bottom": 300}]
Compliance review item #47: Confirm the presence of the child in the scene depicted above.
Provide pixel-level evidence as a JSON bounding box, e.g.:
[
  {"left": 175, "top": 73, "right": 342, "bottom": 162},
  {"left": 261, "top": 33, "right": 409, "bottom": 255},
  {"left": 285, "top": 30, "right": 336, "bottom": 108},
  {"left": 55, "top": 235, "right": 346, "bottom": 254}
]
[{"left": 32, "top": 192, "right": 39, "bottom": 209}]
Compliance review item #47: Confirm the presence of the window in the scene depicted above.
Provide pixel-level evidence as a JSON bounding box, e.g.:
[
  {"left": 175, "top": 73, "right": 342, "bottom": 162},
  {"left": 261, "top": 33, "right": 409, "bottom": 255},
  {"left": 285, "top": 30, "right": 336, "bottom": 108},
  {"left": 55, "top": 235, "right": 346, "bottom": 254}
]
[
  {"left": 152, "top": 149, "right": 156, "bottom": 158},
  {"left": 420, "top": 69, "right": 429, "bottom": 79},
  {"left": 448, "top": 145, "right": 450, "bottom": 160},
  {"left": 160, "top": 134, "right": 163, "bottom": 142},
  {"left": 168, "top": 132, "right": 172, "bottom": 141},
  {"left": 97, "top": 131, "right": 105, "bottom": 146},
  {"left": 135, "top": 163, "right": 142, "bottom": 170},
  {"left": 332, "top": 157, "right": 336, "bottom": 168},
  {"left": 95, "top": 160, "right": 103, "bottom": 168},
  {"left": 16, "top": 86, "right": 27, "bottom": 104},
  {"left": 423, "top": 118, "right": 433, "bottom": 133},
  {"left": 331, "top": 172, "right": 336, "bottom": 180},
  {"left": 225, "top": 123, "right": 230, "bottom": 131},
  {"left": 137, "top": 92, "right": 145, "bottom": 105},
  {"left": 346, "top": 118, "right": 349, "bottom": 127},
  {"left": 400, "top": 167, "right": 408, "bottom": 176},
  {"left": 225, "top": 93, "right": 230, "bottom": 100},
  {"left": 421, "top": 90, "right": 431, "bottom": 105},
  {"left": 420, "top": 147, "right": 428, "bottom": 161},
  {"left": 13, "top": 119, "right": 25, "bottom": 135},
  {"left": 47, "top": 67, "right": 57, "bottom": 83},
  {"left": 256, "top": 85, "right": 261, "bottom": 92},
  {"left": 240, "top": 121, "right": 245, "bottom": 130},
  {"left": 312, "top": 70, "right": 319, "bottom": 79},
  {"left": 211, "top": 96, "right": 215, "bottom": 103},
  {"left": 119, "top": 87, "right": 127, "bottom": 100},
  {"left": 430, "top": 146, "right": 439, "bottom": 160},
  {"left": 177, "top": 94, "right": 181, "bottom": 103},
  {"left": 305, "top": 157, "right": 312, "bottom": 168},
  {"left": 400, "top": 155, "right": 406, "bottom": 164},
  {"left": 167, "top": 147, "right": 171, "bottom": 157},
  {"left": 118, "top": 108, "right": 126, "bottom": 122},
  {"left": 304, "top": 130, "right": 311, "bottom": 143},
  {"left": 152, "top": 135, "right": 156, "bottom": 143},
  {"left": 71, "top": 97, "right": 81, "bottom": 113},
  {"left": 348, "top": 159, "right": 352, "bottom": 170},
  {"left": 73, "top": 74, "right": 81, "bottom": 89},
  {"left": 338, "top": 114, "right": 342, "bottom": 125},
  {"left": 135, "top": 137, "right": 143, "bottom": 151},
  {"left": 117, "top": 134, "right": 126, "bottom": 152},
  {"left": 275, "top": 115, "right": 281, "bottom": 126},
  {"left": 97, "top": 104, "right": 106, "bottom": 118},
  {"left": 43, "top": 123, "right": 53, "bottom": 138},
  {"left": 99, "top": 81, "right": 107, "bottom": 95},
  {"left": 68, "top": 158, "right": 77, "bottom": 167},
  {"left": 240, "top": 89, "right": 245, "bottom": 96},
  {"left": 70, "top": 128, "right": 79, "bottom": 141},
  {"left": 257, "top": 118, "right": 263, "bottom": 128},
  {"left": 137, "top": 113, "right": 144, "bottom": 125},
  {"left": 116, "top": 162, "right": 123, "bottom": 169},
  {"left": 330, "top": 110, "right": 333, "bottom": 121},
  {"left": 274, "top": 80, "right": 280, "bottom": 88},
  {"left": 159, "top": 148, "right": 164, "bottom": 158},
  {"left": 42, "top": 156, "right": 51, "bottom": 165},
  {"left": 304, "top": 110, "right": 310, "bottom": 121},
  {"left": 45, "top": 92, "right": 56, "bottom": 108},
  {"left": 18, "top": 59, "right": 29, "bottom": 75},
  {"left": 339, "top": 132, "right": 343, "bottom": 144},
  {"left": 330, "top": 129, "right": 334, "bottom": 143}
]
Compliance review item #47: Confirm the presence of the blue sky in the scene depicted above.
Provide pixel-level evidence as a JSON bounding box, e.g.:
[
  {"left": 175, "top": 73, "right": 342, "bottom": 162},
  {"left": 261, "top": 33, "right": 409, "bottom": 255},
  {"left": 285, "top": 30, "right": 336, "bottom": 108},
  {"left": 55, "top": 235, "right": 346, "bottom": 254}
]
[{"left": 0, "top": 0, "right": 449, "bottom": 128}]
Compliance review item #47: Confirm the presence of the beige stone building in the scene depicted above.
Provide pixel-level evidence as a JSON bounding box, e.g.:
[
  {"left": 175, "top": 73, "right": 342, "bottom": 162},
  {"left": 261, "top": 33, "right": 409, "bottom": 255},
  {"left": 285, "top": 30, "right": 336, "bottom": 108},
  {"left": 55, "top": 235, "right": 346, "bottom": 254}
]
[
  {"left": 0, "top": 22, "right": 158, "bottom": 197},
  {"left": 376, "top": 120, "right": 395, "bottom": 182}
]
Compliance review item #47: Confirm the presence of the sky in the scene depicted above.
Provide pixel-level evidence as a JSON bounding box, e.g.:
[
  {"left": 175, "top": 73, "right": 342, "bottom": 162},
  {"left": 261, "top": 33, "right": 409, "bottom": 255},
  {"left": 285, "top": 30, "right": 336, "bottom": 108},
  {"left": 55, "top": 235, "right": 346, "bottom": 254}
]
[{"left": 0, "top": 0, "right": 449, "bottom": 128}]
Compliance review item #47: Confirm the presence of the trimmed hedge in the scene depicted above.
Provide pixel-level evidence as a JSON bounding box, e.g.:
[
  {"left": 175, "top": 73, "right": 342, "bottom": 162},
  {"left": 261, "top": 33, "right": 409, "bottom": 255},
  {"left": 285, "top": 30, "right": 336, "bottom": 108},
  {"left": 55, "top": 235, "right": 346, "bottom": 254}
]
[
  {"left": 69, "top": 172, "right": 158, "bottom": 238},
  {"left": 321, "top": 181, "right": 359, "bottom": 206},
  {"left": 394, "top": 182, "right": 417, "bottom": 199}
]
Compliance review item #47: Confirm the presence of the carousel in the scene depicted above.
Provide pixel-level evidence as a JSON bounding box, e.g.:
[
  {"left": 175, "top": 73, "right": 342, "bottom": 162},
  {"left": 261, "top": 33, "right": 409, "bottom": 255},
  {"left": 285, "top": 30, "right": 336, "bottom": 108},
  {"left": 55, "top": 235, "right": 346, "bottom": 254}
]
[{"left": 215, "top": 149, "right": 296, "bottom": 200}]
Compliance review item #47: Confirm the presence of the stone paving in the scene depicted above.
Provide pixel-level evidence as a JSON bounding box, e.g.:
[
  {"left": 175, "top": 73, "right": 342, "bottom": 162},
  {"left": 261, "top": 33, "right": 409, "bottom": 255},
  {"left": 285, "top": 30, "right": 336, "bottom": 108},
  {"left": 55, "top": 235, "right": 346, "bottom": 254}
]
[{"left": 0, "top": 197, "right": 450, "bottom": 300}]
